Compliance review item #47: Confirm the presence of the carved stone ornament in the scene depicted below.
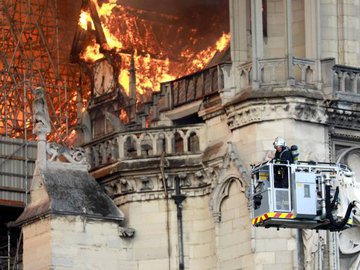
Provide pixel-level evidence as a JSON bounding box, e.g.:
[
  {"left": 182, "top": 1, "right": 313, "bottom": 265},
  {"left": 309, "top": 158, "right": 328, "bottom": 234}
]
[
  {"left": 46, "top": 142, "right": 88, "bottom": 166},
  {"left": 140, "top": 176, "right": 154, "bottom": 191},
  {"left": 195, "top": 170, "right": 208, "bottom": 187},
  {"left": 120, "top": 178, "right": 134, "bottom": 193},
  {"left": 178, "top": 172, "right": 191, "bottom": 188},
  {"left": 32, "top": 87, "right": 51, "bottom": 134},
  {"left": 118, "top": 226, "right": 135, "bottom": 238},
  {"left": 208, "top": 142, "right": 249, "bottom": 222},
  {"left": 326, "top": 107, "right": 360, "bottom": 129},
  {"left": 104, "top": 183, "right": 116, "bottom": 197},
  {"left": 226, "top": 100, "right": 326, "bottom": 130}
]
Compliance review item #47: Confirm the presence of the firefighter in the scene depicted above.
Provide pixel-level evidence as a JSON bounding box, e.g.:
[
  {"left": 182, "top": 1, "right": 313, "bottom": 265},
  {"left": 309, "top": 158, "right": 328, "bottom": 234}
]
[
  {"left": 273, "top": 137, "right": 293, "bottom": 164},
  {"left": 273, "top": 136, "right": 293, "bottom": 188}
]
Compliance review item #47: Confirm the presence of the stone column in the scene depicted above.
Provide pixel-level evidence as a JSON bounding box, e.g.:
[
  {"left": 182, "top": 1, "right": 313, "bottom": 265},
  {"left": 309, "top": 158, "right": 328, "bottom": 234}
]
[
  {"left": 284, "top": 0, "right": 294, "bottom": 86},
  {"left": 337, "top": 1, "right": 345, "bottom": 65},
  {"left": 230, "top": 0, "right": 248, "bottom": 63},
  {"left": 225, "top": 0, "right": 250, "bottom": 99},
  {"left": 36, "top": 132, "right": 47, "bottom": 170},
  {"left": 305, "top": 0, "right": 322, "bottom": 89},
  {"left": 251, "top": 0, "right": 263, "bottom": 89}
]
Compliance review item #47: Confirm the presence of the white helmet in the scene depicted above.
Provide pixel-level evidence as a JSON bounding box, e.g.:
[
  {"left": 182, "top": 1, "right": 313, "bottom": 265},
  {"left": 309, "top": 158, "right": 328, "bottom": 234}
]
[{"left": 273, "top": 136, "right": 285, "bottom": 148}]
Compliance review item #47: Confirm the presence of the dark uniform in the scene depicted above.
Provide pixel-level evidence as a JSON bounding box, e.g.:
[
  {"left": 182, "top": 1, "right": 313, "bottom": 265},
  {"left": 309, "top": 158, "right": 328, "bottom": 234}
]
[
  {"left": 274, "top": 146, "right": 293, "bottom": 188},
  {"left": 274, "top": 146, "right": 293, "bottom": 164}
]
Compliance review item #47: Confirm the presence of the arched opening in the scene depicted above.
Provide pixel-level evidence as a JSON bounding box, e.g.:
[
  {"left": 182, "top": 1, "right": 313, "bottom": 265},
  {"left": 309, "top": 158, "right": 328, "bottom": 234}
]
[
  {"left": 110, "top": 138, "right": 119, "bottom": 160},
  {"left": 156, "top": 133, "right": 166, "bottom": 155},
  {"left": 140, "top": 134, "right": 153, "bottom": 156},
  {"left": 124, "top": 136, "right": 137, "bottom": 158},
  {"left": 240, "top": 69, "right": 248, "bottom": 89},
  {"left": 215, "top": 179, "right": 253, "bottom": 269},
  {"left": 305, "top": 66, "right": 313, "bottom": 84},
  {"left": 174, "top": 132, "right": 184, "bottom": 154},
  {"left": 188, "top": 132, "right": 200, "bottom": 152},
  {"left": 344, "top": 72, "right": 351, "bottom": 92}
]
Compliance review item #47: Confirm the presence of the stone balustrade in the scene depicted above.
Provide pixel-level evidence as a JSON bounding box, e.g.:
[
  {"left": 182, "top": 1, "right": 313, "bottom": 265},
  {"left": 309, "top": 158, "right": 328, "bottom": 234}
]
[
  {"left": 160, "top": 63, "right": 231, "bottom": 109},
  {"left": 292, "top": 57, "right": 316, "bottom": 86},
  {"left": 332, "top": 64, "right": 360, "bottom": 94},
  {"left": 84, "top": 124, "right": 206, "bottom": 169},
  {"left": 237, "top": 57, "right": 317, "bottom": 90},
  {"left": 237, "top": 61, "right": 252, "bottom": 89},
  {"left": 258, "top": 58, "right": 287, "bottom": 85}
]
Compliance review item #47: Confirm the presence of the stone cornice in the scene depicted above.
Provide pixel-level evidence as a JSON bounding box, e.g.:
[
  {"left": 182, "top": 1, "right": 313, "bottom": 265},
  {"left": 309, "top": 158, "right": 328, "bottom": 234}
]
[
  {"left": 105, "top": 171, "right": 214, "bottom": 206},
  {"left": 225, "top": 89, "right": 360, "bottom": 131},
  {"left": 326, "top": 107, "right": 360, "bottom": 130},
  {"left": 100, "top": 146, "right": 242, "bottom": 206},
  {"left": 226, "top": 97, "right": 327, "bottom": 130}
]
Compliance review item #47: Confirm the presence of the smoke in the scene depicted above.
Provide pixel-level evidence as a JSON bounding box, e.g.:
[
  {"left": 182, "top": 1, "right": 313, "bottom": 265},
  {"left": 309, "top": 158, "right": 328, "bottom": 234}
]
[{"left": 113, "top": 0, "right": 227, "bottom": 15}]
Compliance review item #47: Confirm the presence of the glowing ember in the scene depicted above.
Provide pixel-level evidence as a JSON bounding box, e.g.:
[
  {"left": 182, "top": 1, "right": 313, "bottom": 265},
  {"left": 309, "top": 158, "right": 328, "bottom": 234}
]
[{"left": 78, "top": 0, "right": 230, "bottom": 95}]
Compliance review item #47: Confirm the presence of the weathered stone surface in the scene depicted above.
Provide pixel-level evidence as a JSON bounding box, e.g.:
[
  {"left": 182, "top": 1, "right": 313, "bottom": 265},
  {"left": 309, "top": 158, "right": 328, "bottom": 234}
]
[{"left": 15, "top": 167, "right": 124, "bottom": 225}]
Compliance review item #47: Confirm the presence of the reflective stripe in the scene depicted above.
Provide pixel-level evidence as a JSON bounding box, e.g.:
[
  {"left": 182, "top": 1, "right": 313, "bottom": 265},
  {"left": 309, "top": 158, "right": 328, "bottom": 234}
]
[{"left": 252, "top": 212, "right": 295, "bottom": 225}]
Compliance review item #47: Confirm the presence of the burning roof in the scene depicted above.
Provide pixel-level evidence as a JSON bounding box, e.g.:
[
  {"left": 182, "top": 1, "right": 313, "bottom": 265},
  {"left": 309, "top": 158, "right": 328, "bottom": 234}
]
[{"left": 72, "top": 0, "right": 230, "bottom": 96}]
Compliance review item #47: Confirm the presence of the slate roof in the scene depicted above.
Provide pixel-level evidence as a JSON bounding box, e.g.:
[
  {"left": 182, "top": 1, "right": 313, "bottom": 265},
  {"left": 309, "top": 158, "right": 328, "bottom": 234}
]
[{"left": 14, "top": 168, "right": 124, "bottom": 226}]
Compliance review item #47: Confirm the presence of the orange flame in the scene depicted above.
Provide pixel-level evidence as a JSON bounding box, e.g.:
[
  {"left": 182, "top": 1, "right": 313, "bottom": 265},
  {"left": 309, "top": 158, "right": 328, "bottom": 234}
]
[
  {"left": 80, "top": 41, "right": 104, "bottom": 62},
  {"left": 78, "top": 1, "right": 230, "bottom": 95},
  {"left": 79, "top": 10, "right": 95, "bottom": 30}
]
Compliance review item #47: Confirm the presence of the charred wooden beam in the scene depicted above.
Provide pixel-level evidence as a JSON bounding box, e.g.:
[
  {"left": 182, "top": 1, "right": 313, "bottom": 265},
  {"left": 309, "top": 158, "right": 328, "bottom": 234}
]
[
  {"left": 88, "top": 0, "right": 108, "bottom": 51},
  {"left": 70, "top": 26, "right": 91, "bottom": 63}
]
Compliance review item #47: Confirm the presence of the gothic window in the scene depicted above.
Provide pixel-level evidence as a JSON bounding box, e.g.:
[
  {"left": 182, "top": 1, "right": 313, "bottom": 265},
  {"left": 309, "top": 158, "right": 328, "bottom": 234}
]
[{"left": 213, "top": 178, "right": 251, "bottom": 268}]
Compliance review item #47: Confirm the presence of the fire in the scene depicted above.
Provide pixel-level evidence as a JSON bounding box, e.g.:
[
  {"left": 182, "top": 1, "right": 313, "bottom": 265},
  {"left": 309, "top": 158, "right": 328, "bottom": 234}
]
[
  {"left": 216, "top": 33, "right": 230, "bottom": 51},
  {"left": 79, "top": 10, "right": 94, "bottom": 30},
  {"left": 80, "top": 40, "right": 104, "bottom": 62},
  {"left": 78, "top": 1, "right": 230, "bottom": 95}
]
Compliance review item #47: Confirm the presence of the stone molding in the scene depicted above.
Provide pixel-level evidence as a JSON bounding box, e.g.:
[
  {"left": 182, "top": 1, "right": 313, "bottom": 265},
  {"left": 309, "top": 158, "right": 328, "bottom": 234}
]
[
  {"left": 226, "top": 98, "right": 327, "bottom": 130},
  {"left": 106, "top": 171, "right": 214, "bottom": 206},
  {"left": 226, "top": 94, "right": 360, "bottom": 131},
  {"left": 327, "top": 107, "right": 360, "bottom": 130},
  {"left": 102, "top": 142, "right": 250, "bottom": 223},
  {"left": 209, "top": 142, "right": 249, "bottom": 223},
  {"left": 210, "top": 177, "right": 245, "bottom": 223}
]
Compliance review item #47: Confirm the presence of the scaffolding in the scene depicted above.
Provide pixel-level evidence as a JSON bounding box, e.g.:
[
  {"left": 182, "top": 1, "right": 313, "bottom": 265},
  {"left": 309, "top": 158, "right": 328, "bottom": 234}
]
[
  {"left": 0, "top": 0, "right": 80, "bottom": 140},
  {"left": 0, "top": 1, "right": 81, "bottom": 269}
]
